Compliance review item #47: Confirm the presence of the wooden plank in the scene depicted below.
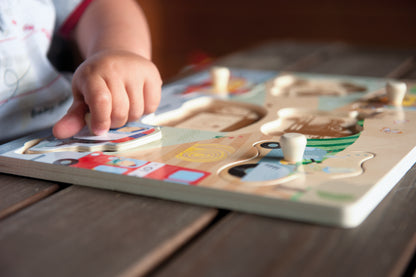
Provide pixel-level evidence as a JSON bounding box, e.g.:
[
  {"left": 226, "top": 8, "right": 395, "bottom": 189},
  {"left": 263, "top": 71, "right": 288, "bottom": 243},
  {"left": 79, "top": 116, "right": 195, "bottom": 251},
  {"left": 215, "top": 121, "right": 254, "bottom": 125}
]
[
  {"left": 0, "top": 174, "right": 59, "bottom": 220},
  {"left": 219, "top": 41, "right": 416, "bottom": 78},
  {"left": 400, "top": 56, "right": 416, "bottom": 79},
  {"left": 150, "top": 163, "right": 416, "bottom": 277},
  {"left": 297, "top": 44, "right": 416, "bottom": 77},
  {"left": 0, "top": 185, "right": 217, "bottom": 277},
  {"left": 216, "top": 40, "right": 330, "bottom": 70},
  {"left": 171, "top": 40, "right": 332, "bottom": 80},
  {"left": 150, "top": 42, "right": 416, "bottom": 277}
]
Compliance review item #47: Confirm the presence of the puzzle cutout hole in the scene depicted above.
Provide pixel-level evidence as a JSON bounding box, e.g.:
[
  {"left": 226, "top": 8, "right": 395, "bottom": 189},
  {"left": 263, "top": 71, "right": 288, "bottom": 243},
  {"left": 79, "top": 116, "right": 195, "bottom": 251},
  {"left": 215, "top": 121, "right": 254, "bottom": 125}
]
[
  {"left": 269, "top": 74, "right": 368, "bottom": 97},
  {"left": 16, "top": 138, "right": 45, "bottom": 154},
  {"left": 147, "top": 97, "right": 267, "bottom": 132},
  {"left": 217, "top": 140, "right": 301, "bottom": 187},
  {"left": 261, "top": 108, "right": 362, "bottom": 139}
]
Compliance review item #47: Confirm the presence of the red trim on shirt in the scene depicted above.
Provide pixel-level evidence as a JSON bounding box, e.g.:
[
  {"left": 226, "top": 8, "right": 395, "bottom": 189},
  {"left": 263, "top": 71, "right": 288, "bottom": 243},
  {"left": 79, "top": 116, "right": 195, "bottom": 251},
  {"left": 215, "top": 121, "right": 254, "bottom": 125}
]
[{"left": 59, "top": 0, "right": 94, "bottom": 38}]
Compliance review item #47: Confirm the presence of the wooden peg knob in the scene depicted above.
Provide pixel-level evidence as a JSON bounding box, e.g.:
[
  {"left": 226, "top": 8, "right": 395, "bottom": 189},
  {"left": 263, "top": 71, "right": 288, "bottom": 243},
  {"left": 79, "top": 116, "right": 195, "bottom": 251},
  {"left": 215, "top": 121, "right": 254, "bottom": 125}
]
[
  {"left": 386, "top": 81, "right": 407, "bottom": 106},
  {"left": 273, "top": 74, "right": 297, "bottom": 88},
  {"left": 211, "top": 66, "right": 230, "bottom": 96},
  {"left": 280, "top": 133, "right": 307, "bottom": 163}
]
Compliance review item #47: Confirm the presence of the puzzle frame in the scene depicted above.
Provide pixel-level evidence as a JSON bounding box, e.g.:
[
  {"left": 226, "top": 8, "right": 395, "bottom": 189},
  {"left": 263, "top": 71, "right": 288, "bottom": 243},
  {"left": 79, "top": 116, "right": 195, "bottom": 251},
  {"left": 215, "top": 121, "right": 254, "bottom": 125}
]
[{"left": 1, "top": 68, "right": 416, "bottom": 228}]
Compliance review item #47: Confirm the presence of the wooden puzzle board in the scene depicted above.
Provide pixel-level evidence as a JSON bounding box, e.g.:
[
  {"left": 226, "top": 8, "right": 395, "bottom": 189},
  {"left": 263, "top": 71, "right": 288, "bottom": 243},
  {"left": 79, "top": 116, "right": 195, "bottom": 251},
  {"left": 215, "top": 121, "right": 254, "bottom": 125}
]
[{"left": 1, "top": 68, "right": 416, "bottom": 228}]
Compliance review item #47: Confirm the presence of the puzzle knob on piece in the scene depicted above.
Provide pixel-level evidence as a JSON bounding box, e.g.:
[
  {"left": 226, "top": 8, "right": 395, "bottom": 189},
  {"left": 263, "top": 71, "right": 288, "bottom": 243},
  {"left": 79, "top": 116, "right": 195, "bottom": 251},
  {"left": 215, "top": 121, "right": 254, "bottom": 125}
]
[
  {"left": 211, "top": 66, "right": 230, "bottom": 97},
  {"left": 280, "top": 133, "right": 307, "bottom": 163},
  {"left": 268, "top": 74, "right": 297, "bottom": 96},
  {"left": 386, "top": 81, "right": 407, "bottom": 106},
  {"left": 273, "top": 74, "right": 297, "bottom": 88}
]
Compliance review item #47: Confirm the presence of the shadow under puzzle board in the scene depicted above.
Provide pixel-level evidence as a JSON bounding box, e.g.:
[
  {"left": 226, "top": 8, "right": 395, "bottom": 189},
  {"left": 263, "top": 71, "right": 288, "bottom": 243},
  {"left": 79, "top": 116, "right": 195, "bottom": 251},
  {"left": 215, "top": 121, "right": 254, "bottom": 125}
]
[{"left": 1, "top": 68, "right": 416, "bottom": 228}]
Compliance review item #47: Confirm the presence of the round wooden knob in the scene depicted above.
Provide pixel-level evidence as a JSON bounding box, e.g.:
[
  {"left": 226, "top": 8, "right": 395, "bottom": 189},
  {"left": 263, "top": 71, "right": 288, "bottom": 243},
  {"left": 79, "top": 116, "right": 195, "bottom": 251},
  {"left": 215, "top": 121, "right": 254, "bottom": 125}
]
[
  {"left": 280, "top": 133, "right": 307, "bottom": 163},
  {"left": 386, "top": 81, "right": 407, "bottom": 106},
  {"left": 273, "top": 74, "right": 297, "bottom": 88},
  {"left": 211, "top": 66, "right": 230, "bottom": 96}
]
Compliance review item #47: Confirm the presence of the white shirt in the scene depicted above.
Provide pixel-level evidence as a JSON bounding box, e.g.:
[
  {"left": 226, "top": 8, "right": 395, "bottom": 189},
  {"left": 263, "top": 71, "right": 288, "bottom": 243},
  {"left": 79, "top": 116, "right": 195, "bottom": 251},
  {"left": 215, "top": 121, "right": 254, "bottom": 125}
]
[{"left": 0, "top": 0, "right": 85, "bottom": 141}]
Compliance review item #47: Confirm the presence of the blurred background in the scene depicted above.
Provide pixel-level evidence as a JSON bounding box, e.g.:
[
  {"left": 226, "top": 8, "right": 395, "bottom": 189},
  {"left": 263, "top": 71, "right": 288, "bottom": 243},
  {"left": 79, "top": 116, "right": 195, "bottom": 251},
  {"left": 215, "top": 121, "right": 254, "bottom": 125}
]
[{"left": 137, "top": 0, "right": 416, "bottom": 79}]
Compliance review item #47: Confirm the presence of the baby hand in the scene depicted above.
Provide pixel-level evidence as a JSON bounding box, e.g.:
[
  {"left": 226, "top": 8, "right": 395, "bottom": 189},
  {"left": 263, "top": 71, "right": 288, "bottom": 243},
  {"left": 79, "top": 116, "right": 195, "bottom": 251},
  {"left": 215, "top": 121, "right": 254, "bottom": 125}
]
[{"left": 52, "top": 50, "right": 162, "bottom": 139}]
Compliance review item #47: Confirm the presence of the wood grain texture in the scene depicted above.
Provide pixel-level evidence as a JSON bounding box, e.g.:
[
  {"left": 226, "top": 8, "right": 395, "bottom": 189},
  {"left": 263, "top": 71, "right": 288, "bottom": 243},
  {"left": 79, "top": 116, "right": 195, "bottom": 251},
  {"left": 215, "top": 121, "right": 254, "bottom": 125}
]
[
  {"left": 151, "top": 164, "right": 416, "bottom": 277},
  {"left": 295, "top": 44, "right": 416, "bottom": 77},
  {"left": 151, "top": 163, "right": 416, "bottom": 277},
  {"left": 216, "top": 40, "right": 329, "bottom": 71},
  {"left": 401, "top": 57, "right": 416, "bottom": 80},
  {"left": 0, "top": 174, "right": 59, "bottom": 220},
  {"left": 150, "top": 42, "right": 416, "bottom": 277},
  {"left": 0, "top": 185, "right": 217, "bottom": 277}
]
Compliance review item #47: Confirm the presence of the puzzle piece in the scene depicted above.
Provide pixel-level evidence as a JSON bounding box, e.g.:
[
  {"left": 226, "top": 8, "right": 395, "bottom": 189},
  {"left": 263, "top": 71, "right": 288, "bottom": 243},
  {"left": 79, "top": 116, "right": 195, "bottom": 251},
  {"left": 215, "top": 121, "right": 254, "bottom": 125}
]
[
  {"left": 24, "top": 123, "right": 161, "bottom": 154},
  {"left": 303, "top": 151, "right": 374, "bottom": 179}
]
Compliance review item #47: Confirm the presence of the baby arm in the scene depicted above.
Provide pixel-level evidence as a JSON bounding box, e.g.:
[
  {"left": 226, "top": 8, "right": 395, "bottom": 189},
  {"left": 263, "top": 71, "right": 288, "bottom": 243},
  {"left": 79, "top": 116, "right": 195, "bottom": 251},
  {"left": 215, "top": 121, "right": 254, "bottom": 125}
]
[{"left": 53, "top": 0, "right": 162, "bottom": 139}]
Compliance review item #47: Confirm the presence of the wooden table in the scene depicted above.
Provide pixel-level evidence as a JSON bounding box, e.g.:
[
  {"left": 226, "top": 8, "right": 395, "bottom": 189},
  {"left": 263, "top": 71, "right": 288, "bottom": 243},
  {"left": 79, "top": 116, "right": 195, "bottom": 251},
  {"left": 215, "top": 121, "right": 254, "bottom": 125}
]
[{"left": 1, "top": 41, "right": 416, "bottom": 277}]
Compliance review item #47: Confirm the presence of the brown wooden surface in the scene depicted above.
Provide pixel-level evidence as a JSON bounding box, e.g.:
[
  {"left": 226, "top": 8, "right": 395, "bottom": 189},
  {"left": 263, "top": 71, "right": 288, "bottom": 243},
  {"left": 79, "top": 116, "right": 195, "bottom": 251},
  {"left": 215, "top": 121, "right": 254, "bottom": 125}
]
[
  {"left": 1, "top": 41, "right": 416, "bottom": 277},
  {"left": 151, "top": 166, "right": 416, "bottom": 277},
  {"left": 0, "top": 185, "right": 217, "bottom": 277},
  {"left": 403, "top": 59, "right": 416, "bottom": 79},
  {"left": 0, "top": 174, "right": 59, "bottom": 220}
]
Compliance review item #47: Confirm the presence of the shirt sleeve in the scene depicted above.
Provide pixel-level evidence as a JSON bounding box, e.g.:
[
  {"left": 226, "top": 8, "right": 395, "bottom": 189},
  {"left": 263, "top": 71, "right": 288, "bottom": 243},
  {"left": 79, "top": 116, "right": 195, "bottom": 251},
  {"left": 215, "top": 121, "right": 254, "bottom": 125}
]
[{"left": 52, "top": 0, "right": 94, "bottom": 38}]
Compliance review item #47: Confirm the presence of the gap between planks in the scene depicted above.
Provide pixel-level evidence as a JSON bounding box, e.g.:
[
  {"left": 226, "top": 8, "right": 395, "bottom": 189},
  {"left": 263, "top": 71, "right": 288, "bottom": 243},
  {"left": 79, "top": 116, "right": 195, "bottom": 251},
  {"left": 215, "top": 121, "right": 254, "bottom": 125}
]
[
  {"left": 0, "top": 184, "right": 60, "bottom": 220},
  {"left": 0, "top": 174, "right": 63, "bottom": 220},
  {"left": 124, "top": 209, "right": 230, "bottom": 277}
]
